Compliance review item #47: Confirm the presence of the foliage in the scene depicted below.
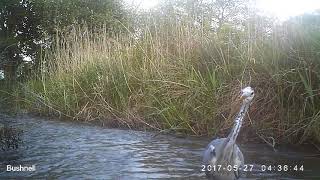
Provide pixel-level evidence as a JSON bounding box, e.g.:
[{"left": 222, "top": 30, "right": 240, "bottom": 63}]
[
  {"left": 0, "top": 0, "right": 127, "bottom": 81},
  {"left": 8, "top": 11, "right": 318, "bottom": 145},
  {"left": 2, "top": 0, "right": 320, "bottom": 145},
  {"left": 0, "top": 0, "right": 41, "bottom": 80}
]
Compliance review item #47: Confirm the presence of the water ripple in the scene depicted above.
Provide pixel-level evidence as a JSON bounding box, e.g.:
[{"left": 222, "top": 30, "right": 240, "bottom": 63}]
[{"left": 0, "top": 114, "right": 319, "bottom": 179}]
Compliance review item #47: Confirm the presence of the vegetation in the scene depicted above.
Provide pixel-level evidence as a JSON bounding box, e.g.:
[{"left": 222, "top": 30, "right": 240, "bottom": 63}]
[
  {"left": 1, "top": 0, "right": 320, "bottom": 146},
  {"left": 0, "top": 123, "right": 23, "bottom": 151},
  {"left": 0, "top": 0, "right": 127, "bottom": 81}
]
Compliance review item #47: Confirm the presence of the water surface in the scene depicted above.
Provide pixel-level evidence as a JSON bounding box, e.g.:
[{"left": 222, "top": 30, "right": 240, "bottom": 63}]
[{"left": 0, "top": 114, "right": 319, "bottom": 179}]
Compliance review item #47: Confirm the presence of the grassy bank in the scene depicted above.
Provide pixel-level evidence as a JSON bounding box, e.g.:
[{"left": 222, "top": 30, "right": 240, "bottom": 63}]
[{"left": 8, "top": 17, "right": 320, "bottom": 145}]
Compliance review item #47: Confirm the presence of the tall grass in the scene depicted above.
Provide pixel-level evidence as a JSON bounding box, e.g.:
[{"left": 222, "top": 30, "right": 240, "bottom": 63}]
[{"left": 18, "top": 17, "right": 320, "bottom": 145}]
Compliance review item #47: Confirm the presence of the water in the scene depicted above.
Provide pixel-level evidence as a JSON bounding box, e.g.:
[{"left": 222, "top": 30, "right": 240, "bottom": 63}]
[{"left": 0, "top": 114, "right": 319, "bottom": 179}]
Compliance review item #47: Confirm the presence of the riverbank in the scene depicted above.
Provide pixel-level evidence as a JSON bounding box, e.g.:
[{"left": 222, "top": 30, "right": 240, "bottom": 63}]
[{"left": 2, "top": 18, "right": 320, "bottom": 146}]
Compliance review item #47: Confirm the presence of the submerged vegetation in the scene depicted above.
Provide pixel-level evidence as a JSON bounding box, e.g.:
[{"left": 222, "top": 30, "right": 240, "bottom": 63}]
[
  {"left": 0, "top": 123, "right": 23, "bottom": 151},
  {"left": 1, "top": 0, "right": 320, "bottom": 145}
]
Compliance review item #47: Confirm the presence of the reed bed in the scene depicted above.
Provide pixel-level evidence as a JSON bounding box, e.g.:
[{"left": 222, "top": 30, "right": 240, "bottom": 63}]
[{"left": 18, "top": 17, "right": 320, "bottom": 145}]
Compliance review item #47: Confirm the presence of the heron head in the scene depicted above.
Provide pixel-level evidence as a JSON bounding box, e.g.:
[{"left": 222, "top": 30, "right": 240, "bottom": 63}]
[{"left": 240, "top": 86, "right": 254, "bottom": 103}]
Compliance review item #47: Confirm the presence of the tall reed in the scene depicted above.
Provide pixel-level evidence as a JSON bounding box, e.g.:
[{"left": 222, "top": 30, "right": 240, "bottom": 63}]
[{"left": 21, "top": 17, "right": 320, "bottom": 144}]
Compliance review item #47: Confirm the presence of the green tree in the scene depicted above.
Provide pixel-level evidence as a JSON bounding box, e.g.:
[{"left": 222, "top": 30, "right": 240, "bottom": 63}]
[
  {"left": 0, "top": 0, "right": 42, "bottom": 81},
  {"left": 0, "top": 0, "right": 127, "bottom": 81}
]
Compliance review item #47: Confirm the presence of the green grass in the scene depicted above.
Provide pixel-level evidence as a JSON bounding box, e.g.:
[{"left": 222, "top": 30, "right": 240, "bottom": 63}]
[{"left": 6, "top": 17, "right": 320, "bottom": 145}]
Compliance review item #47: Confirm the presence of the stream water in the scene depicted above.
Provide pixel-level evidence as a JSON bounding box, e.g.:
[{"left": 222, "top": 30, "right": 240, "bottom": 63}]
[{"left": 0, "top": 114, "right": 319, "bottom": 179}]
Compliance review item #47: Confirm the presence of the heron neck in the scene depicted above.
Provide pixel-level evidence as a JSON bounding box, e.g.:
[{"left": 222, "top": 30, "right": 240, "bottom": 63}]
[
  {"left": 227, "top": 99, "right": 250, "bottom": 145},
  {"left": 218, "top": 98, "right": 251, "bottom": 165}
]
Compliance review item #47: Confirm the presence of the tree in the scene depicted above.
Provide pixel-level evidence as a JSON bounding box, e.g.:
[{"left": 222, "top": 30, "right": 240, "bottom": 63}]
[
  {"left": 0, "top": 0, "right": 42, "bottom": 81},
  {"left": 209, "top": 0, "right": 248, "bottom": 31},
  {"left": 138, "top": 0, "right": 249, "bottom": 33},
  {"left": 0, "top": 0, "right": 127, "bottom": 81}
]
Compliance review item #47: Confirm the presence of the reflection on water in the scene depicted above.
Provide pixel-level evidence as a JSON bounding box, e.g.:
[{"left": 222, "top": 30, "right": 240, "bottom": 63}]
[{"left": 0, "top": 114, "right": 319, "bottom": 179}]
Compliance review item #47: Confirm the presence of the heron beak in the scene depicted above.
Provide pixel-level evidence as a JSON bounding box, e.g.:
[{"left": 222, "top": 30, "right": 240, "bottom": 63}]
[{"left": 239, "top": 95, "right": 245, "bottom": 101}]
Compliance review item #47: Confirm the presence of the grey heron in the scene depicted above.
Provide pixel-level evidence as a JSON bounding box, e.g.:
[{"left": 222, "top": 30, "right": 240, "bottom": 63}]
[{"left": 202, "top": 86, "right": 255, "bottom": 180}]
